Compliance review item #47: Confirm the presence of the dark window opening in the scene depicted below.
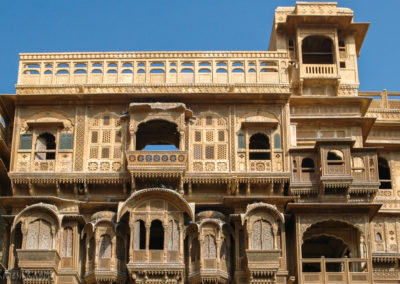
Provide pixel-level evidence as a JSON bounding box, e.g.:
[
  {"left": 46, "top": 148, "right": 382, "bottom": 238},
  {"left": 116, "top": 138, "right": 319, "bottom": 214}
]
[
  {"left": 136, "top": 120, "right": 180, "bottom": 150},
  {"left": 249, "top": 133, "right": 270, "bottom": 160},
  {"left": 302, "top": 36, "right": 334, "bottom": 64},
  {"left": 149, "top": 220, "right": 164, "bottom": 250},
  {"left": 35, "top": 133, "right": 56, "bottom": 160},
  {"left": 340, "top": 62, "right": 346, "bottom": 68},
  {"left": 327, "top": 150, "right": 344, "bottom": 165},
  {"left": 301, "top": 158, "right": 315, "bottom": 173},
  {"left": 378, "top": 157, "right": 392, "bottom": 189},
  {"left": 302, "top": 235, "right": 349, "bottom": 272},
  {"left": 288, "top": 39, "right": 294, "bottom": 51}
]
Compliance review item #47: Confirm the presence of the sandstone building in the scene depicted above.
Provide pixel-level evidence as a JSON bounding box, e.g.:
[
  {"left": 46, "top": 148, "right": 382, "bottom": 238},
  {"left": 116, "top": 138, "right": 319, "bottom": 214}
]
[{"left": 0, "top": 2, "right": 399, "bottom": 283}]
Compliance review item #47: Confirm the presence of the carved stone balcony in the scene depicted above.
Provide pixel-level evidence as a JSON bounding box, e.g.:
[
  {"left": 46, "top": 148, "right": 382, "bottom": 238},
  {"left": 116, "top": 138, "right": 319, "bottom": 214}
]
[
  {"left": 301, "top": 258, "right": 370, "bottom": 284},
  {"left": 16, "top": 249, "right": 60, "bottom": 283},
  {"left": 126, "top": 151, "right": 187, "bottom": 176},
  {"left": 16, "top": 249, "right": 60, "bottom": 271},
  {"left": 127, "top": 248, "right": 185, "bottom": 283},
  {"left": 245, "top": 250, "right": 281, "bottom": 283}
]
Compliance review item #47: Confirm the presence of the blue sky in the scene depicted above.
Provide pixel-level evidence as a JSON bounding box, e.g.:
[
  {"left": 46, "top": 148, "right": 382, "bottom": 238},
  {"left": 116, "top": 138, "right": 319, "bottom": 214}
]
[{"left": 0, "top": 0, "right": 398, "bottom": 93}]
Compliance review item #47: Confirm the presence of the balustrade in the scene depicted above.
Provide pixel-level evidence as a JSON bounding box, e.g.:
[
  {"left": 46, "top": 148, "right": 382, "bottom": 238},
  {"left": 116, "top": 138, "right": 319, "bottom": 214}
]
[
  {"left": 301, "top": 64, "right": 337, "bottom": 78},
  {"left": 18, "top": 52, "right": 289, "bottom": 87},
  {"left": 301, "top": 258, "right": 370, "bottom": 284}
]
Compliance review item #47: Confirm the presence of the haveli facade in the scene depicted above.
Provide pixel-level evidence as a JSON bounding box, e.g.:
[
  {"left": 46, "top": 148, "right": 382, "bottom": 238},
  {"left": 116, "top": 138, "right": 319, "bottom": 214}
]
[{"left": 0, "top": 2, "right": 399, "bottom": 284}]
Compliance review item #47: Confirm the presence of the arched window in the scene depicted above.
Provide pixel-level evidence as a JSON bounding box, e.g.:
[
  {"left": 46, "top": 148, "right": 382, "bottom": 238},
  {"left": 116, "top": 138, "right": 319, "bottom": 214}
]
[
  {"left": 378, "top": 157, "right": 392, "bottom": 189},
  {"left": 13, "top": 223, "right": 23, "bottom": 268},
  {"left": 301, "top": 158, "right": 315, "bottom": 173},
  {"left": 99, "top": 234, "right": 112, "bottom": 258},
  {"left": 220, "top": 239, "right": 229, "bottom": 269},
  {"left": 35, "top": 133, "right": 56, "bottom": 160},
  {"left": 327, "top": 150, "right": 344, "bottom": 165},
  {"left": 167, "top": 220, "right": 179, "bottom": 251},
  {"left": 26, "top": 219, "right": 52, "bottom": 249},
  {"left": 352, "top": 156, "right": 365, "bottom": 175},
  {"left": 249, "top": 133, "right": 270, "bottom": 160},
  {"left": 302, "top": 36, "right": 334, "bottom": 64},
  {"left": 375, "top": 232, "right": 383, "bottom": 242},
  {"left": 62, "top": 227, "right": 73, "bottom": 257},
  {"left": 149, "top": 220, "right": 164, "bottom": 250},
  {"left": 133, "top": 220, "right": 146, "bottom": 250},
  {"left": 203, "top": 234, "right": 217, "bottom": 259},
  {"left": 238, "top": 229, "right": 244, "bottom": 257},
  {"left": 252, "top": 220, "right": 273, "bottom": 250}
]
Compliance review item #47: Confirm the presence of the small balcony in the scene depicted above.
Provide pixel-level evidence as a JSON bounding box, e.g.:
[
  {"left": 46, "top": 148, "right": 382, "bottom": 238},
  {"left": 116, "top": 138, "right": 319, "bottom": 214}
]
[
  {"left": 300, "top": 64, "right": 338, "bottom": 79},
  {"left": 245, "top": 250, "right": 281, "bottom": 282},
  {"left": 301, "top": 258, "right": 370, "bottom": 284},
  {"left": 126, "top": 151, "right": 187, "bottom": 174}
]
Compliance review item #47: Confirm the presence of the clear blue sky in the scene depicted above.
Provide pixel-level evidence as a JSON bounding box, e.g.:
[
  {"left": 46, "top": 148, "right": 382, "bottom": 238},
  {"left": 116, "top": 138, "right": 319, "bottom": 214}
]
[{"left": 0, "top": 0, "right": 398, "bottom": 93}]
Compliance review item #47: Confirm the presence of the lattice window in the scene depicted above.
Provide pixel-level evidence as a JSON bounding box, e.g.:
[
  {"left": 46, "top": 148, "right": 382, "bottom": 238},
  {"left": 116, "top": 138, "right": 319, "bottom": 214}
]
[
  {"left": 91, "top": 131, "right": 98, "bottom": 143},
  {"left": 191, "top": 113, "right": 228, "bottom": 169},
  {"left": 194, "top": 131, "right": 201, "bottom": 142},
  {"left": 206, "top": 130, "right": 214, "bottom": 142},
  {"left": 89, "top": 147, "right": 98, "bottom": 159},
  {"left": 102, "top": 130, "right": 111, "bottom": 143},
  {"left": 217, "top": 144, "right": 227, "bottom": 159},
  {"left": 205, "top": 145, "right": 215, "bottom": 159},
  {"left": 194, "top": 145, "right": 202, "bottom": 159},
  {"left": 87, "top": 113, "right": 123, "bottom": 171},
  {"left": 62, "top": 227, "right": 73, "bottom": 258}
]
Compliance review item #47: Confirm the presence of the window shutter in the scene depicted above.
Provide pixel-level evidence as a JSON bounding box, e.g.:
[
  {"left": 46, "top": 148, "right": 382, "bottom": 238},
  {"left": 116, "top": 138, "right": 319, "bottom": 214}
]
[
  {"left": 19, "top": 134, "right": 33, "bottom": 150},
  {"left": 59, "top": 133, "right": 74, "bottom": 150}
]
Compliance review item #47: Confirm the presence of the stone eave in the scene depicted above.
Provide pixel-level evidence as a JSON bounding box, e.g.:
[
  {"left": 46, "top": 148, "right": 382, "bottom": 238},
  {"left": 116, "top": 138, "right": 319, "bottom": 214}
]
[
  {"left": 286, "top": 202, "right": 382, "bottom": 219},
  {"left": 8, "top": 172, "right": 130, "bottom": 184},
  {"left": 289, "top": 95, "right": 372, "bottom": 116}
]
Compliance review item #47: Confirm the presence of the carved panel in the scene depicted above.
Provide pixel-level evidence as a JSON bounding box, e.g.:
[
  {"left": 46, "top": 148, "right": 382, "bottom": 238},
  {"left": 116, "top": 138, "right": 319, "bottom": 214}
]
[
  {"left": 203, "top": 234, "right": 216, "bottom": 259},
  {"left": 99, "top": 234, "right": 112, "bottom": 258},
  {"left": 62, "top": 227, "right": 73, "bottom": 257},
  {"left": 167, "top": 220, "right": 179, "bottom": 251}
]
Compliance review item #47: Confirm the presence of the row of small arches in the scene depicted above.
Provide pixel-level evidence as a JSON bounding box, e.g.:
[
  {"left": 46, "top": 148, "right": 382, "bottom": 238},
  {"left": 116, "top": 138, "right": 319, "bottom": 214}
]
[
  {"left": 24, "top": 67, "right": 277, "bottom": 75},
  {"left": 25, "top": 61, "right": 277, "bottom": 69}
]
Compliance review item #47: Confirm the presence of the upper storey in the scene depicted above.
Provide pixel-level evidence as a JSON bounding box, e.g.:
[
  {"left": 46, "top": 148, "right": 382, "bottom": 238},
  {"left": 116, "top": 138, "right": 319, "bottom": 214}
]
[
  {"left": 16, "top": 51, "right": 290, "bottom": 96},
  {"left": 269, "top": 2, "right": 369, "bottom": 96}
]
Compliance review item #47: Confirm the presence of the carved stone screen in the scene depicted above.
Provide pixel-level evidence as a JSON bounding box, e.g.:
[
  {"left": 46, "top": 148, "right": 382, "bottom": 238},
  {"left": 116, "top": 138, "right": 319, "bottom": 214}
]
[
  {"left": 26, "top": 219, "right": 52, "bottom": 249},
  {"left": 203, "top": 234, "right": 217, "bottom": 259},
  {"left": 99, "top": 234, "right": 112, "bottom": 258},
  {"left": 252, "top": 220, "right": 273, "bottom": 250},
  {"left": 62, "top": 227, "right": 73, "bottom": 257},
  {"left": 167, "top": 220, "right": 179, "bottom": 251}
]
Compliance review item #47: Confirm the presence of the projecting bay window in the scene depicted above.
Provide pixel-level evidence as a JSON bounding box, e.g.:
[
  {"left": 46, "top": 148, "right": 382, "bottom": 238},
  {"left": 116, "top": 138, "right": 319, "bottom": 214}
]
[
  {"left": 17, "top": 126, "right": 74, "bottom": 172},
  {"left": 237, "top": 128, "right": 283, "bottom": 172}
]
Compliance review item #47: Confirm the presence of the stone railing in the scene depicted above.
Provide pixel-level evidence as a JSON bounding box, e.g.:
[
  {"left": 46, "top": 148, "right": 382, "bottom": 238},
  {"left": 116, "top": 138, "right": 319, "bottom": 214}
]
[
  {"left": 301, "top": 258, "right": 370, "bottom": 284},
  {"left": 300, "top": 64, "right": 337, "bottom": 79},
  {"left": 17, "top": 51, "right": 289, "bottom": 88}
]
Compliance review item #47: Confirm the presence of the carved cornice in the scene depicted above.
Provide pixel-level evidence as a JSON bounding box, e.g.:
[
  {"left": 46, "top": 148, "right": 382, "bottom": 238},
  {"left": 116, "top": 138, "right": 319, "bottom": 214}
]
[
  {"left": 9, "top": 172, "right": 130, "bottom": 184},
  {"left": 16, "top": 84, "right": 291, "bottom": 96},
  {"left": 19, "top": 51, "right": 288, "bottom": 60}
]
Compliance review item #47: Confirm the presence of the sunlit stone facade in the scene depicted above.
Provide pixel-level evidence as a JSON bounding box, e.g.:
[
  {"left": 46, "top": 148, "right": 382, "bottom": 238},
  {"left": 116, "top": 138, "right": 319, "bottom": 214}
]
[{"left": 0, "top": 2, "right": 399, "bottom": 284}]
